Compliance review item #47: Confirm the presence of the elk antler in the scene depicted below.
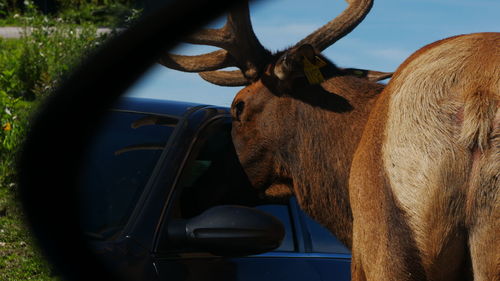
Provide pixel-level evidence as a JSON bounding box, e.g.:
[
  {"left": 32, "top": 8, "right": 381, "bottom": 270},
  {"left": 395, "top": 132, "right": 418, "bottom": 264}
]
[
  {"left": 160, "top": 0, "right": 388, "bottom": 86},
  {"left": 159, "top": 1, "right": 271, "bottom": 86},
  {"left": 296, "top": 0, "right": 373, "bottom": 52}
]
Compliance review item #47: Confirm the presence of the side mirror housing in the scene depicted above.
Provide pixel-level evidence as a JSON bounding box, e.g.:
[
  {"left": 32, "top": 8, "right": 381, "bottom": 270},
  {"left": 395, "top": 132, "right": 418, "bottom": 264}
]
[{"left": 168, "top": 205, "right": 284, "bottom": 256}]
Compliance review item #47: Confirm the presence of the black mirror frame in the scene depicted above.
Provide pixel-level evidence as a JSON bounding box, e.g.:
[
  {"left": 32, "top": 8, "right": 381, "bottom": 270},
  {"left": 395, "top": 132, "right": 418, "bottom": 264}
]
[
  {"left": 168, "top": 205, "right": 285, "bottom": 256},
  {"left": 17, "top": 0, "right": 243, "bottom": 280}
]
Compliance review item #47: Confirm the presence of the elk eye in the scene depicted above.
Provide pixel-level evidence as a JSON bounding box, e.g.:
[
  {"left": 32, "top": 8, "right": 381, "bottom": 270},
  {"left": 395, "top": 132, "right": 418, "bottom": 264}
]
[
  {"left": 234, "top": 101, "right": 245, "bottom": 121},
  {"left": 280, "top": 54, "right": 288, "bottom": 64}
]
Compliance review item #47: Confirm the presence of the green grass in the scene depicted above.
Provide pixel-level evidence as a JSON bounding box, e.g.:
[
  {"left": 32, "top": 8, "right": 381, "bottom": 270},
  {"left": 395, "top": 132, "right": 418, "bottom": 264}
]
[{"left": 0, "top": 186, "right": 61, "bottom": 280}]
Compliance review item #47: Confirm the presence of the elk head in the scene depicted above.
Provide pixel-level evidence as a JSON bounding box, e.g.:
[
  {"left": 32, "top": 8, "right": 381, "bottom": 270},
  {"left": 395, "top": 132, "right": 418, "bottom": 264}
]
[{"left": 160, "top": 0, "right": 392, "bottom": 247}]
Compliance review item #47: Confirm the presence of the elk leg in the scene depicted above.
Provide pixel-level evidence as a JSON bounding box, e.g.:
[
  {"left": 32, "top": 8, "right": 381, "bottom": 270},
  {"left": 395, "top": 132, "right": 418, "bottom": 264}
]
[
  {"left": 469, "top": 220, "right": 500, "bottom": 281},
  {"left": 350, "top": 244, "right": 367, "bottom": 281},
  {"left": 466, "top": 123, "right": 500, "bottom": 281},
  {"left": 350, "top": 141, "right": 427, "bottom": 280},
  {"left": 351, "top": 211, "right": 427, "bottom": 281},
  {"left": 467, "top": 150, "right": 500, "bottom": 280}
]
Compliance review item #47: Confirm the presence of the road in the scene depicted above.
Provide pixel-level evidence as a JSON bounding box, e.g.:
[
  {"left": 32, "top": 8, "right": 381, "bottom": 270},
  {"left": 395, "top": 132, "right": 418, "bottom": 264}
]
[
  {"left": 0, "top": 27, "right": 114, "bottom": 38},
  {"left": 0, "top": 27, "right": 24, "bottom": 38}
]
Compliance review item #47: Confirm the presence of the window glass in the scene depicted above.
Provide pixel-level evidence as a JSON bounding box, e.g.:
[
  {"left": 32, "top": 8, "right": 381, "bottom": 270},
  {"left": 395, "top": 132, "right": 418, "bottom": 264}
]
[
  {"left": 255, "top": 205, "right": 294, "bottom": 252},
  {"left": 78, "top": 110, "right": 177, "bottom": 240},
  {"left": 174, "top": 121, "right": 261, "bottom": 219},
  {"left": 302, "top": 212, "right": 350, "bottom": 254}
]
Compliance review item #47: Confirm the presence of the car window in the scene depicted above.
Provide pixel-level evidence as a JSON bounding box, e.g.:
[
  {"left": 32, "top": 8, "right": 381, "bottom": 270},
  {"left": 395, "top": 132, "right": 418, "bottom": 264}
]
[
  {"left": 161, "top": 118, "right": 289, "bottom": 253},
  {"left": 173, "top": 120, "right": 261, "bottom": 219},
  {"left": 78, "top": 110, "right": 177, "bottom": 240},
  {"left": 301, "top": 211, "right": 350, "bottom": 254}
]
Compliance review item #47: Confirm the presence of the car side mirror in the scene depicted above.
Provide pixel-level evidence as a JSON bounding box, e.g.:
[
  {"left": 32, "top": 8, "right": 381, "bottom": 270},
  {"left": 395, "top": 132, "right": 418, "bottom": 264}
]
[{"left": 168, "top": 205, "right": 284, "bottom": 256}]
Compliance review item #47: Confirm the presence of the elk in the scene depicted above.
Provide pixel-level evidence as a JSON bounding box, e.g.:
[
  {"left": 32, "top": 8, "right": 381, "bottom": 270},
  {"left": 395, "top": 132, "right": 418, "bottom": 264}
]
[{"left": 160, "top": 0, "right": 500, "bottom": 280}]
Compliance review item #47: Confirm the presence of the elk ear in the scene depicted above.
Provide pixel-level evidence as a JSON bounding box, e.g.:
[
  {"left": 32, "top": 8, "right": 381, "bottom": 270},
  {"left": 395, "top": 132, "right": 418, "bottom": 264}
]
[
  {"left": 342, "top": 68, "right": 393, "bottom": 82},
  {"left": 273, "top": 44, "right": 327, "bottom": 84}
]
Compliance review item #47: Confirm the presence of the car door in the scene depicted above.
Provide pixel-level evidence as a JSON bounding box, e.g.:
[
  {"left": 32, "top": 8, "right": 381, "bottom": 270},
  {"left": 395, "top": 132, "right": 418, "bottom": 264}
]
[{"left": 152, "top": 113, "right": 351, "bottom": 281}]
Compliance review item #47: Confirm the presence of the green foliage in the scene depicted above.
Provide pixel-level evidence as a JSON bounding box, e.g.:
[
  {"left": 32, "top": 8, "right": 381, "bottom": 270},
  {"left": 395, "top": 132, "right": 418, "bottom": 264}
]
[
  {"left": 0, "top": 1, "right": 108, "bottom": 189},
  {"left": 0, "top": 0, "right": 21, "bottom": 18},
  {"left": 0, "top": 0, "right": 139, "bottom": 27},
  {"left": 0, "top": 39, "right": 22, "bottom": 92},
  {"left": 0, "top": 92, "right": 32, "bottom": 185},
  {"left": 59, "top": 2, "right": 136, "bottom": 26},
  {"left": 0, "top": 38, "right": 27, "bottom": 185},
  {"left": 56, "top": 0, "right": 134, "bottom": 8},
  {"left": 18, "top": 5, "right": 107, "bottom": 100},
  {"left": 1, "top": 7, "right": 109, "bottom": 279},
  {"left": 0, "top": 6, "right": 107, "bottom": 186}
]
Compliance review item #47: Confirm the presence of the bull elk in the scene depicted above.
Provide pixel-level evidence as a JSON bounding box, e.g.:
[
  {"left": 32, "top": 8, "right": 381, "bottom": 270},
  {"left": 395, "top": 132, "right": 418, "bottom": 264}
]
[{"left": 160, "top": 0, "right": 500, "bottom": 280}]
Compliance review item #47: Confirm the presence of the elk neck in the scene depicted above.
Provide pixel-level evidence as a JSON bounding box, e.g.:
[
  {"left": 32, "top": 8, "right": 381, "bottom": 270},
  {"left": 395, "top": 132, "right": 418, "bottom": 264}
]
[{"left": 277, "top": 76, "right": 385, "bottom": 249}]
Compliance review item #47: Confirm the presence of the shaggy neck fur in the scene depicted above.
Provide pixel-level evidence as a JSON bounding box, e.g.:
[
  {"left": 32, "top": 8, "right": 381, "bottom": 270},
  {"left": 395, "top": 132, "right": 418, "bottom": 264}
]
[{"left": 277, "top": 76, "right": 384, "bottom": 248}]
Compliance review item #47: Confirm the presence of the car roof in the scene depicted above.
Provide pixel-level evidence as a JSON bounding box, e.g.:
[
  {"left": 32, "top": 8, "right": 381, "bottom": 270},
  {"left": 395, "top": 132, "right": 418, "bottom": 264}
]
[{"left": 112, "top": 97, "right": 229, "bottom": 117}]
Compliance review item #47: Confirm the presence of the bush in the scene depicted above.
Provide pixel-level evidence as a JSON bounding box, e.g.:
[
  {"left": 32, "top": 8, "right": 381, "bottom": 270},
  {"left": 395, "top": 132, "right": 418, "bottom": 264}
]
[
  {"left": 0, "top": 1, "right": 109, "bottom": 181},
  {"left": 0, "top": 0, "right": 138, "bottom": 26},
  {"left": 59, "top": 2, "right": 134, "bottom": 26},
  {"left": 1, "top": 7, "right": 110, "bottom": 279},
  {"left": 0, "top": 38, "right": 48, "bottom": 279},
  {"left": 0, "top": 38, "right": 26, "bottom": 185},
  {"left": 0, "top": 5, "right": 108, "bottom": 185},
  {"left": 18, "top": 5, "right": 107, "bottom": 99},
  {"left": 0, "top": 92, "right": 32, "bottom": 185},
  {"left": 0, "top": 0, "right": 22, "bottom": 18}
]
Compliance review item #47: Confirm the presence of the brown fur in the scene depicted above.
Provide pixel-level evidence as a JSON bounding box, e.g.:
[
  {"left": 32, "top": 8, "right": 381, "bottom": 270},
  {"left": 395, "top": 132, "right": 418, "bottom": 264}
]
[
  {"left": 231, "top": 32, "right": 499, "bottom": 280},
  {"left": 232, "top": 69, "right": 384, "bottom": 247}
]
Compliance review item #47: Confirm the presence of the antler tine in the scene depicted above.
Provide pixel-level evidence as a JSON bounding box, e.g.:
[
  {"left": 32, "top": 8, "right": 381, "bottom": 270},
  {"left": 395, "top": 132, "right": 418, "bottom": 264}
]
[
  {"left": 223, "top": 2, "right": 270, "bottom": 80},
  {"left": 199, "top": 70, "right": 249, "bottom": 86},
  {"left": 158, "top": 50, "right": 236, "bottom": 72},
  {"left": 182, "top": 28, "right": 231, "bottom": 48},
  {"left": 159, "top": 1, "right": 270, "bottom": 86},
  {"left": 296, "top": 0, "right": 373, "bottom": 51}
]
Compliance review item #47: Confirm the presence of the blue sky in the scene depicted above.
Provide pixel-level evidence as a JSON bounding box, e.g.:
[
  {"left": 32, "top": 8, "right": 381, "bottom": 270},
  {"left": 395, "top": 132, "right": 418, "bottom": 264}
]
[{"left": 125, "top": 0, "right": 500, "bottom": 107}]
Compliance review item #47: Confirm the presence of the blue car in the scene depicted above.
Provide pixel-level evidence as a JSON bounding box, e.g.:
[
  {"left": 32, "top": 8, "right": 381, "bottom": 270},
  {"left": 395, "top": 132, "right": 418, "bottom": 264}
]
[{"left": 77, "top": 97, "right": 351, "bottom": 281}]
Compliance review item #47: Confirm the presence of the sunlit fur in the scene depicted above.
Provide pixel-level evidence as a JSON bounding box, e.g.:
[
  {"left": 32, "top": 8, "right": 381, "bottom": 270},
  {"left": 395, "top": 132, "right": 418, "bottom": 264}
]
[
  {"left": 349, "top": 33, "right": 500, "bottom": 280},
  {"left": 231, "top": 32, "right": 499, "bottom": 280}
]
